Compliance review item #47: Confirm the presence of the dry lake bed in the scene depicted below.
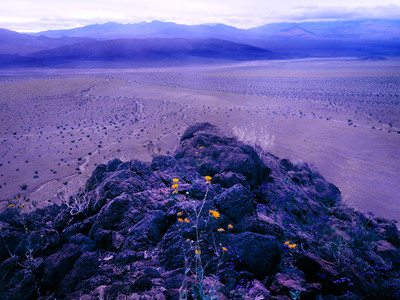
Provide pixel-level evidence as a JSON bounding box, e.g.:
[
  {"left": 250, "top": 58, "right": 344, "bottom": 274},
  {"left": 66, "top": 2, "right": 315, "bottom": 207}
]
[{"left": 0, "top": 58, "right": 399, "bottom": 223}]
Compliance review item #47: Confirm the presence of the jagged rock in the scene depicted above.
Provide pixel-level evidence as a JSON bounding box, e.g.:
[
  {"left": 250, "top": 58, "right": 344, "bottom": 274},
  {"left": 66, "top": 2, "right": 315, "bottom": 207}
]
[
  {"left": 296, "top": 252, "right": 339, "bottom": 294},
  {"left": 56, "top": 251, "right": 99, "bottom": 297},
  {"left": 28, "top": 228, "right": 60, "bottom": 257},
  {"left": 68, "top": 233, "right": 96, "bottom": 252},
  {"left": 223, "top": 232, "right": 282, "bottom": 280},
  {"left": 313, "top": 178, "right": 341, "bottom": 207},
  {"left": 247, "top": 279, "right": 271, "bottom": 299},
  {"left": 270, "top": 272, "right": 321, "bottom": 298},
  {"left": 36, "top": 243, "right": 82, "bottom": 291},
  {"left": 212, "top": 171, "right": 248, "bottom": 189},
  {"left": 122, "top": 210, "right": 167, "bottom": 251},
  {"left": 373, "top": 240, "right": 400, "bottom": 266},
  {"left": 133, "top": 274, "right": 153, "bottom": 292},
  {"left": 86, "top": 163, "right": 107, "bottom": 191},
  {"left": 0, "top": 228, "right": 25, "bottom": 261},
  {"left": 7, "top": 269, "right": 38, "bottom": 300},
  {"left": 214, "top": 183, "right": 256, "bottom": 225},
  {"left": 0, "top": 123, "right": 399, "bottom": 299},
  {"left": 174, "top": 122, "right": 271, "bottom": 188},
  {"left": 0, "top": 207, "right": 24, "bottom": 228}
]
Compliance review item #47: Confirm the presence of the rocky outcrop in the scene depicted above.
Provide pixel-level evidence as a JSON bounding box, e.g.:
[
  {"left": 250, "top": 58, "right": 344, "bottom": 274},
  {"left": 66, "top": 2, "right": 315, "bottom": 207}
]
[{"left": 0, "top": 122, "right": 399, "bottom": 299}]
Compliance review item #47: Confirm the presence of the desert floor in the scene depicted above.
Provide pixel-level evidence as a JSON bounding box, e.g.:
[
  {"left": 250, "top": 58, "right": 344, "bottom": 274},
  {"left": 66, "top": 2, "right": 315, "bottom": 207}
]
[{"left": 0, "top": 58, "right": 399, "bottom": 223}]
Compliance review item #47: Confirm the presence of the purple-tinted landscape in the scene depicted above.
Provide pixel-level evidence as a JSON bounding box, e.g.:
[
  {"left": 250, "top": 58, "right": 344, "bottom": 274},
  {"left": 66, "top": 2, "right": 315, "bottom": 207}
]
[{"left": 1, "top": 12, "right": 400, "bottom": 299}]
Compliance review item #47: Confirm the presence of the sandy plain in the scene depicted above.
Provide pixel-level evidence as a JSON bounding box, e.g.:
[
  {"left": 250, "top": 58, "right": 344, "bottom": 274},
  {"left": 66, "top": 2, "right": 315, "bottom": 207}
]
[{"left": 0, "top": 58, "right": 399, "bottom": 223}]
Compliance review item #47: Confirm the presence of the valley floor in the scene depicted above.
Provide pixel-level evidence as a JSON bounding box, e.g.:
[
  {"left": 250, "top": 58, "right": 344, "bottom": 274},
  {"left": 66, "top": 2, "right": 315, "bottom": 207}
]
[{"left": 0, "top": 58, "right": 399, "bottom": 222}]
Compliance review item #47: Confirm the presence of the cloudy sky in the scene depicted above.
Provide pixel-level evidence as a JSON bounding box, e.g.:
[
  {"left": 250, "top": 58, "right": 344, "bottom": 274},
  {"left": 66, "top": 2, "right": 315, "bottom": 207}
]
[{"left": 1, "top": 0, "right": 400, "bottom": 32}]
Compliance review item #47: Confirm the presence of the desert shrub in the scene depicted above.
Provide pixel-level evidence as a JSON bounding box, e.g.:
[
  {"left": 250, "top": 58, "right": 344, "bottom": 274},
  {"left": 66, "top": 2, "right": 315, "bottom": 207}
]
[{"left": 232, "top": 124, "right": 275, "bottom": 155}]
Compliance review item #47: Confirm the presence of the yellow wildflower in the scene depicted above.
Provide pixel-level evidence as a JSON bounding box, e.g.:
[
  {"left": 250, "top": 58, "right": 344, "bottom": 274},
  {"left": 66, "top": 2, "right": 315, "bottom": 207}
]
[
  {"left": 178, "top": 218, "right": 183, "bottom": 223},
  {"left": 172, "top": 190, "right": 178, "bottom": 194},
  {"left": 25, "top": 227, "right": 28, "bottom": 231},
  {"left": 284, "top": 241, "right": 290, "bottom": 245},
  {"left": 205, "top": 176, "right": 212, "bottom": 181},
  {"left": 228, "top": 224, "right": 234, "bottom": 229},
  {"left": 172, "top": 178, "right": 179, "bottom": 183},
  {"left": 195, "top": 152, "right": 199, "bottom": 154},
  {"left": 195, "top": 249, "right": 201, "bottom": 255},
  {"left": 211, "top": 211, "right": 220, "bottom": 219},
  {"left": 172, "top": 184, "right": 179, "bottom": 189},
  {"left": 177, "top": 212, "right": 182, "bottom": 216},
  {"left": 217, "top": 228, "right": 225, "bottom": 232},
  {"left": 7, "top": 204, "right": 15, "bottom": 208},
  {"left": 199, "top": 147, "right": 204, "bottom": 149},
  {"left": 184, "top": 218, "right": 189, "bottom": 223},
  {"left": 186, "top": 238, "right": 190, "bottom": 241},
  {"left": 289, "top": 244, "right": 297, "bottom": 249},
  {"left": 222, "top": 247, "right": 228, "bottom": 251}
]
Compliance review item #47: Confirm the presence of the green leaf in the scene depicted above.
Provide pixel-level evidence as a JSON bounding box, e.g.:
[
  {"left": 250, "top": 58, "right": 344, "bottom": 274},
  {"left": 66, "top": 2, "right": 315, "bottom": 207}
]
[
  {"left": 198, "top": 266, "right": 204, "bottom": 281},
  {"left": 209, "top": 284, "right": 215, "bottom": 296},
  {"left": 193, "top": 283, "right": 203, "bottom": 299},
  {"left": 289, "top": 290, "right": 301, "bottom": 300}
]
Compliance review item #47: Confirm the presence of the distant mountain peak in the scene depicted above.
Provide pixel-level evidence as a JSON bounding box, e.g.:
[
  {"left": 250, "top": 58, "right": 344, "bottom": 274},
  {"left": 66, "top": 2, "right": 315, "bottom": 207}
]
[{"left": 278, "top": 26, "right": 317, "bottom": 38}]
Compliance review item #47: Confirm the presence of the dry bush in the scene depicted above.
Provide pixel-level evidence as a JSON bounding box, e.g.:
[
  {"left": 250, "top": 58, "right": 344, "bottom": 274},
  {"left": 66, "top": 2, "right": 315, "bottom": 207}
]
[
  {"left": 57, "top": 180, "right": 90, "bottom": 215},
  {"left": 232, "top": 124, "right": 275, "bottom": 155}
]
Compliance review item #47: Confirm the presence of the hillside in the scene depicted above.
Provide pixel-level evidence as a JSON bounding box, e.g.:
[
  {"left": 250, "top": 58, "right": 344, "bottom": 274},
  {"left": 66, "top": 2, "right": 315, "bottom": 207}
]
[
  {"left": 0, "top": 123, "right": 399, "bottom": 299},
  {"left": 0, "top": 19, "right": 399, "bottom": 67}
]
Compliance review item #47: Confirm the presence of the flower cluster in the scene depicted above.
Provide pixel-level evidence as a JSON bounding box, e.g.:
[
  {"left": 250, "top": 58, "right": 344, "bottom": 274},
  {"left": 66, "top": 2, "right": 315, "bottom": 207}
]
[
  {"left": 171, "top": 178, "right": 179, "bottom": 194},
  {"left": 205, "top": 175, "right": 212, "bottom": 184},
  {"left": 177, "top": 211, "right": 189, "bottom": 223},
  {"left": 284, "top": 241, "right": 297, "bottom": 249},
  {"left": 209, "top": 209, "right": 220, "bottom": 219}
]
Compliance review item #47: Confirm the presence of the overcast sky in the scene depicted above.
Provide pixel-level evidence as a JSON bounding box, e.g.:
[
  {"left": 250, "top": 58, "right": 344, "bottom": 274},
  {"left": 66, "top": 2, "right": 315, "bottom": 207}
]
[{"left": 1, "top": 0, "right": 400, "bottom": 32}]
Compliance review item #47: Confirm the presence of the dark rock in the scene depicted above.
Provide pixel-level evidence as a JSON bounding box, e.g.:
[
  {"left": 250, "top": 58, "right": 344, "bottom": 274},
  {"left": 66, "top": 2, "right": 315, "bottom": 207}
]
[
  {"left": 86, "top": 163, "right": 107, "bottom": 191},
  {"left": 38, "top": 243, "right": 82, "bottom": 291},
  {"left": 28, "top": 229, "right": 60, "bottom": 257},
  {"left": 313, "top": 178, "right": 341, "bottom": 207},
  {"left": 223, "top": 232, "right": 282, "bottom": 280},
  {"left": 214, "top": 184, "right": 256, "bottom": 225},
  {"left": 180, "top": 122, "right": 220, "bottom": 141},
  {"left": 280, "top": 159, "right": 294, "bottom": 171},
  {"left": 7, "top": 269, "right": 38, "bottom": 300},
  {"left": 68, "top": 233, "right": 96, "bottom": 252},
  {"left": 133, "top": 274, "right": 152, "bottom": 292},
  {"left": 247, "top": 279, "right": 271, "bottom": 299},
  {"left": 373, "top": 240, "right": 400, "bottom": 266},
  {"left": 151, "top": 155, "right": 179, "bottom": 171},
  {"left": 0, "top": 123, "right": 399, "bottom": 299},
  {"left": 106, "top": 158, "right": 122, "bottom": 172},
  {"left": 384, "top": 223, "right": 400, "bottom": 247},
  {"left": 56, "top": 251, "right": 99, "bottom": 297},
  {"left": 270, "top": 272, "right": 321, "bottom": 298},
  {"left": 122, "top": 210, "right": 167, "bottom": 251},
  {"left": 0, "top": 207, "right": 24, "bottom": 228},
  {"left": 213, "top": 171, "right": 248, "bottom": 189},
  {"left": 174, "top": 122, "right": 271, "bottom": 188},
  {"left": 162, "top": 269, "right": 185, "bottom": 291},
  {"left": 89, "top": 193, "right": 133, "bottom": 242},
  {"left": 0, "top": 229, "right": 25, "bottom": 261},
  {"left": 330, "top": 206, "right": 356, "bottom": 221},
  {"left": 296, "top": 252, "right": 339, "bottom": 294}
]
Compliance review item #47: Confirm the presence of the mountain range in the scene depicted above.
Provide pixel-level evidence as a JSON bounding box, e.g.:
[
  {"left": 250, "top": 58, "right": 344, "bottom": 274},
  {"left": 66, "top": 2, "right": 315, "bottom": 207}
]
[{"left": 0, "top": 19, "right": 399, "bottom": 68}]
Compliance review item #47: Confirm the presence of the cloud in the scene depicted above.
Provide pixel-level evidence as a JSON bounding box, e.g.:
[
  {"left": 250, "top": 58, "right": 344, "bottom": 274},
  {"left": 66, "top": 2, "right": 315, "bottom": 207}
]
[
  {"left": 1, "top": 1, "right": 400, "bottom": 31},
  {"left": 286, "top": 4, "right": 400, "bottom": 21}
]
